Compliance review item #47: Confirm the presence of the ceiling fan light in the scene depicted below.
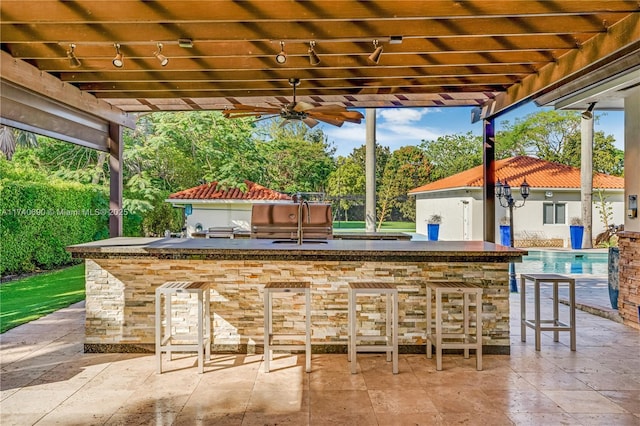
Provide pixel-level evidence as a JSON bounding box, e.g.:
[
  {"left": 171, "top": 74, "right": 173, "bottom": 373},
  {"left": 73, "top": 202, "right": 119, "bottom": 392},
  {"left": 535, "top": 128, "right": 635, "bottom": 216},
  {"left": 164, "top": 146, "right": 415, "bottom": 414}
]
[
  {"left": 308, "top": 41, "right": 320, "bottom": 66},
  {"left": 112, "top": 43, "right": 124, "bottom": 68},
  {"left": 154, "top": 43, "right": 169, "bottom": 66},
  {"left": 368, "top": 39, "right": 383, "bottom": 64},
  {"left": 275, "top": 41, "right": 287, "bottom": 64},
  {"left": 66, "top": 43, "right": 81, "bottom": 68}
]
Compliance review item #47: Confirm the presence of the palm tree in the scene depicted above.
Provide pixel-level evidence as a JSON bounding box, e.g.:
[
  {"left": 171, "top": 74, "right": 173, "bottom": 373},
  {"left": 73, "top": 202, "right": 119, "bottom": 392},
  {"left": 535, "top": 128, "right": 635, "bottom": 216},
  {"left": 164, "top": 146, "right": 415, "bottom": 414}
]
[{"left": 0, "top": 125, "right": 38, "bottom": 160}]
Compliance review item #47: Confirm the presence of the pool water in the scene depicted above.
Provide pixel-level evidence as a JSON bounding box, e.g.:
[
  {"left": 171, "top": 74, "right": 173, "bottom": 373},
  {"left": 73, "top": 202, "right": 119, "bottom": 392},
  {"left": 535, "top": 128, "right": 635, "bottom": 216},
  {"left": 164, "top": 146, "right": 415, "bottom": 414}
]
[{"left": 516, "top": 250, "right": 608, "bottom": 275}]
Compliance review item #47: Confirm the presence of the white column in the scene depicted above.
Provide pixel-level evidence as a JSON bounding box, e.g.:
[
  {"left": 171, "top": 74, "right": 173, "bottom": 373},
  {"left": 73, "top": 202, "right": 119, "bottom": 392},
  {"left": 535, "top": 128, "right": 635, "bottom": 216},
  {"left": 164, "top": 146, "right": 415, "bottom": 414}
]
[
  {"left": 625, "top": 86, "right": 640, "bottom": 232},
  {"left": 365, "top": 109, "right": 376, "bottom": 233},
  {"left": 580, "top": 112, "right": 594, "bottom": 248}
]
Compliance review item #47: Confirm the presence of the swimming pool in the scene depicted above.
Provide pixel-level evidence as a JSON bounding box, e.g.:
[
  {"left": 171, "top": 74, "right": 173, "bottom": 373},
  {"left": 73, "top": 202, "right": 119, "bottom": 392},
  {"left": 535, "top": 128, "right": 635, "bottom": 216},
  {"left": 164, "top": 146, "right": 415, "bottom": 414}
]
[{"left": 516, "top": 250, "right": 608, "bottom": 275}]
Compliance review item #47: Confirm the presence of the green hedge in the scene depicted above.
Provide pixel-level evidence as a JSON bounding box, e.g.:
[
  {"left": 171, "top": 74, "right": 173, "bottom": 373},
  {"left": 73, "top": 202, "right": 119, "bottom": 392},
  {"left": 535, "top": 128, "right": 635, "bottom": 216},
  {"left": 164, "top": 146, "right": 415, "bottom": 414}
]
[{"left": 0, "top": 179, "right": 108, "bottom": 276}]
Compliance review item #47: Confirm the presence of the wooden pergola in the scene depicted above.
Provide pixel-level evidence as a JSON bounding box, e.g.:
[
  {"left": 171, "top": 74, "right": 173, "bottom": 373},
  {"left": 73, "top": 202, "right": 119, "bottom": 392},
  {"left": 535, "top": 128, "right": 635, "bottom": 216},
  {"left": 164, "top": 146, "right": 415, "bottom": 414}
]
[{"left": 1, "top": 1, "right": 639, "bottom": 237}]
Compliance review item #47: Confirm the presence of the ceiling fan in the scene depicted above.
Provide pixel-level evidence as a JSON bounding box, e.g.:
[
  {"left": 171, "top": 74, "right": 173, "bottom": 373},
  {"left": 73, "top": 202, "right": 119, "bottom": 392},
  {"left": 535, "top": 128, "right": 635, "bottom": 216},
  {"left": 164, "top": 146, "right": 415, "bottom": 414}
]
[{"left": 222, "top": 78, "right": 364, "bottom": 128}]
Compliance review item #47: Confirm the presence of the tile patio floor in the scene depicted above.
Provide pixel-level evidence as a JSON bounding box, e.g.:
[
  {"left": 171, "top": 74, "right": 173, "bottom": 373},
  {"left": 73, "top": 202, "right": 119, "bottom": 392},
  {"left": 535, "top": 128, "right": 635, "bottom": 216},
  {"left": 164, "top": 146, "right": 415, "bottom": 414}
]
[{"left": 1, "top": 289, "right": 639, "bottom": 425}]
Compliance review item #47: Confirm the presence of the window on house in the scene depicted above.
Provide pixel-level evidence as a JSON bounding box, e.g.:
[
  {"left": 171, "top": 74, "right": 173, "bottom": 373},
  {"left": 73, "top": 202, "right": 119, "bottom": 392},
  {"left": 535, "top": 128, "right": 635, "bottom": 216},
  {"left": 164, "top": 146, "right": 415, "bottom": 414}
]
[{"left": 543, "top": 203, "right": 566, "bottom": 224}]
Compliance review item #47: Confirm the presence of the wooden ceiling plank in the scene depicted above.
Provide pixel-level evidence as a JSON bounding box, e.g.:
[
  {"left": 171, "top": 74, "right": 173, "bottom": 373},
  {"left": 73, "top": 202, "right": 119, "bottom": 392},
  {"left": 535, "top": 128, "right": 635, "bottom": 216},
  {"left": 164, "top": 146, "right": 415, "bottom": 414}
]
[
  {"left": 0, "top": 15, "right": 619, "bottom": 43},
  {"left": 481, "top": 12, "right": 640, "bottom": 119},
  {"left": 0, "top": 50, "right": 135, "bottom": 128},
  {"left": 4, "top": 35, "right": 585, "bottom": 60},
  {"left": 33, "top": 50, "right": 552, "bottom": 72},
  {"left": 1, "top": 1, "right": 636, "bottom": 23}
]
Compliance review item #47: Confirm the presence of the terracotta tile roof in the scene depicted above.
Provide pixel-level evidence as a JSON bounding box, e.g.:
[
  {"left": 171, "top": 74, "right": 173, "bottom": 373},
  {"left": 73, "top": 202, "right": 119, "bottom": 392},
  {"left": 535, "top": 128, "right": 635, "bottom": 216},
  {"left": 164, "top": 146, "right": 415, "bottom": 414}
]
[
  {"left": 409, "top": 156, "right": 624, "bottom": 194},
  {"left": 169, "top": 180, "right": 292, "bottom": 201}
]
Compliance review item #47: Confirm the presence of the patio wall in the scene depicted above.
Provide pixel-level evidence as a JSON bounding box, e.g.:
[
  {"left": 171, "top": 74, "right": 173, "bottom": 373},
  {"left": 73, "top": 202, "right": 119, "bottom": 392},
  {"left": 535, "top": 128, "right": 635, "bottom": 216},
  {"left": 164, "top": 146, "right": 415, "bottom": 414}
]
[
  {"left": 618, "top": 231, "right": 640, "bottom": 330},
  {"left": 83, "top": 258, "right": 511, "bottom": 354}
]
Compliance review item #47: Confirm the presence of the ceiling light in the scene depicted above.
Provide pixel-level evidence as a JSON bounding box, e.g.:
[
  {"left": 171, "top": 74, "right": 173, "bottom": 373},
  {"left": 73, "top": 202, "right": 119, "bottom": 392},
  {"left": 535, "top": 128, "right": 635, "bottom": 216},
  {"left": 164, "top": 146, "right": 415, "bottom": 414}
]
[
  {"left": 66, "top": 43, "right": 81, "bottom": 68},
  {"left": 275, "top": 41, "right": 287, "bottom": 64},
  {"left": 581, "top": 102, "right": 596, "bottom": 119},
  {"left": 389, "top": 35, "right": 403, "bottom": 44},
  {"left": 308, "top": 41, "right": 320, "bottom": 66},
  {"left": 153, "top": 43, "right": 169, "bottom": 66},
  {"left": 368, "top": 39, "right": 383, "bottom": 64},
  {"left": 112, "top": 43, "right": 124, "bottom": 68},
  {"left": 178, "top": 38, "right": 193, "bottom": 48}
]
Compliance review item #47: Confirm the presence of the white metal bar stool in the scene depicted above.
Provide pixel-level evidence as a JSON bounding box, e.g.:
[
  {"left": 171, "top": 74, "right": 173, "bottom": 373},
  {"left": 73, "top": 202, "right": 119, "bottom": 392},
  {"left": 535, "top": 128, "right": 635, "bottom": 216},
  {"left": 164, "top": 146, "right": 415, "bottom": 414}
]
[
  {"left": 263, "top": 281, "right": 312, "bottom": 373},
  {"left": 520, "top": 273, "right": 576, "bottom": 351},
  {"left": 155, "top": 281, "right": 211, "bottom": 374},
  {"left": 348, "top": 282, "right": 399, "bottom": 374},
  {"left": 426, "top": 282, "right": 483, "bottom": 371}
]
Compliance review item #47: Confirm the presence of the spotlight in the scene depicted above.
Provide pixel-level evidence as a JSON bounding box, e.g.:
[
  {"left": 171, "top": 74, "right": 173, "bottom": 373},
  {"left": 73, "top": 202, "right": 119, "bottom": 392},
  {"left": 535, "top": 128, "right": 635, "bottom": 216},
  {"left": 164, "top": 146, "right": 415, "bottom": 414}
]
[
  {"left": 581, "top": 102, "right": 596, "bottom": 119},
  {"left": 66, "top": 43, "right": 81, "bottom": 69},
  {"left": 112, "top": 43, "right": 124, "bottom": 68},
  {"left": 308, "top": 41, "right": 320, "bottom": 66},
  {"left": 275, "top": 41, "right": 287, "bottom": 64},
  {"left": 368, "top": 39, "right": 383, "bottom": 64},
  {"left": 153, "top": 43, "right": 169, "bottom": 66}
]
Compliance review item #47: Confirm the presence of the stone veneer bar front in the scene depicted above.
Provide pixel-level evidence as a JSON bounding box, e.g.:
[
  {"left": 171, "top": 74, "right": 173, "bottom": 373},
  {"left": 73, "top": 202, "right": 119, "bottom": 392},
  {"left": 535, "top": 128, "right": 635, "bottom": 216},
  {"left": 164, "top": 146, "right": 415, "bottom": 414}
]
[{"left": 68, "top": 237, "right": 526, "bottom": 355}]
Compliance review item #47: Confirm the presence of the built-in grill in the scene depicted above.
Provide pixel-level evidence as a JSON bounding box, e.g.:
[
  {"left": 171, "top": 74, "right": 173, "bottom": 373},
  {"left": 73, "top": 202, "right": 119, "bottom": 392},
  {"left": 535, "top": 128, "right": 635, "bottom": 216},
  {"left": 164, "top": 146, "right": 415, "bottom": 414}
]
[{"left": 251, "top": 203, "right": 333, "bottom": 240}]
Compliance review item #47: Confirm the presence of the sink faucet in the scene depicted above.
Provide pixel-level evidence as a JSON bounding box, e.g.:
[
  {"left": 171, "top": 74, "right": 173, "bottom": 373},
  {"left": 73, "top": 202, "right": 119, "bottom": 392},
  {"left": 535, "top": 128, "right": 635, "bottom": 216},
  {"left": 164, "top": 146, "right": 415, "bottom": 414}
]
[{"left": 296, "top": 194, "right": 311, "bottom": 245}]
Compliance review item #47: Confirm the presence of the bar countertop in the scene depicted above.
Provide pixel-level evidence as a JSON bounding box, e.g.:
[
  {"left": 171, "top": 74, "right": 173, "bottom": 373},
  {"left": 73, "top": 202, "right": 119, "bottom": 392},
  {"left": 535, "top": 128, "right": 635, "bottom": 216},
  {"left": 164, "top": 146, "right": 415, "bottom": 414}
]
[{"left": 68, "top": 237, "right": 526, "bottom": 262}]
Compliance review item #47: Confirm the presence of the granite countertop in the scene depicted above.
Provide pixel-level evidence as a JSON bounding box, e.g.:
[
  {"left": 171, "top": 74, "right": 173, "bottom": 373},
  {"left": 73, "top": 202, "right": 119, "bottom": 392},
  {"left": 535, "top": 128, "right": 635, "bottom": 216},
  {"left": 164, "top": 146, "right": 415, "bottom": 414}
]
[{"left": 68, "top": 237, "right": 527, "bottom": 262}]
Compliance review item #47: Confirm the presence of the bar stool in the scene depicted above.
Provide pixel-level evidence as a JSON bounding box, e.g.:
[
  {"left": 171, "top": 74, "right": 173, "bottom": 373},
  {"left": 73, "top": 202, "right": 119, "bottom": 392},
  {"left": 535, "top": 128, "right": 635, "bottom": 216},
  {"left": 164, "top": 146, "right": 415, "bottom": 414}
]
[
  {"left": 426, "top": 282, "right": 483, "bottom": 371},
  {"left": 155, "top": 281, "right": 211, "bottom": 374},
  {"left": 263, "top": 281, "right": 311, "bottom": 373},
  {"left": 520, "top": 273, "right": 576, "bottom": 351},
  {"left": 348, "top": 282, "right": 399, "bottom": 374}
]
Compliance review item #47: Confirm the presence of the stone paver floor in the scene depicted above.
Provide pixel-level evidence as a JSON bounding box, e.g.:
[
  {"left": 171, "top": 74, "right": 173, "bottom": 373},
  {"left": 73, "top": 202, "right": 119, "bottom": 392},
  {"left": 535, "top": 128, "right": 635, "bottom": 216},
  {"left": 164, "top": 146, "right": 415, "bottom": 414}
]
[{"left": 1, "top": 282, "right": 639, "bottom": 425}]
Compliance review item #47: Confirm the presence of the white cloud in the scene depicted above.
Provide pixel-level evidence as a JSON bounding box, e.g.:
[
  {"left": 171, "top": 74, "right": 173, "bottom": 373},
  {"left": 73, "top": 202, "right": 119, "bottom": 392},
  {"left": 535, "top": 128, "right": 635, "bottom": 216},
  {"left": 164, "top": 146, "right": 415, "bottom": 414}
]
[{"left": 378, "top": 108, "right": 435, "bottom": 124}]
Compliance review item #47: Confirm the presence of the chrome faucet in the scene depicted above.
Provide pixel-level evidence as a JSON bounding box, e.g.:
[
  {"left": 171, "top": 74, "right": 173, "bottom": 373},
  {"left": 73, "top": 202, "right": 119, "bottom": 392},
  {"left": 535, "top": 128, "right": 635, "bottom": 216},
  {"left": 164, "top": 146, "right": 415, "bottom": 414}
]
[{"left": 296, "top": 194, "right": 311, "bottom": 245}]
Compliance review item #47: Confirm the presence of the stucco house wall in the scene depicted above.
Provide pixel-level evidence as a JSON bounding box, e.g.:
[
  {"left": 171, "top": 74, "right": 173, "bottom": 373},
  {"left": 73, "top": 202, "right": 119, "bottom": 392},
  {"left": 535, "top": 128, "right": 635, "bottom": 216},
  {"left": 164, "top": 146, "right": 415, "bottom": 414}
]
[{"left": 415, "top": 188, "right": 624, "bottom": 246}]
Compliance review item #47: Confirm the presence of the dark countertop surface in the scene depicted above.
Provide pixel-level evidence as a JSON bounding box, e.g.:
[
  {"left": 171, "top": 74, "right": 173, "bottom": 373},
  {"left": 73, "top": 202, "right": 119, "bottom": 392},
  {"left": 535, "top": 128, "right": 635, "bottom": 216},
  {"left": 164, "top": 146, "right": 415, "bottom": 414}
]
[{"left": 68, "top": 237, "right": 526, "bottom": 262}]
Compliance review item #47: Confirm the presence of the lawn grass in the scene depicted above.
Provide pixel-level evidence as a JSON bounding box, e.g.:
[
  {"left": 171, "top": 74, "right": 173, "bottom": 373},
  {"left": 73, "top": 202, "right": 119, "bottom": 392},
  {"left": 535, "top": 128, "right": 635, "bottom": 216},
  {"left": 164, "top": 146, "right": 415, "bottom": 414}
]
[
  {"left": 0, "top": 263, "right": 85, "bottom": 334},
  {"left": 332, "top": 221, "right": 415, "bottom": 231}
]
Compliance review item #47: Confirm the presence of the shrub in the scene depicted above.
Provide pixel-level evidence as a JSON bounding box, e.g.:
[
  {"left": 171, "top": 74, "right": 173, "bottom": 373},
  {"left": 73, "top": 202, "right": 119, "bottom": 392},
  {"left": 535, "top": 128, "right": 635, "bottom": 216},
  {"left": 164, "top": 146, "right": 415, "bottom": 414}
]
[{"left": 0, "top": 178, "right": 108, "bottom": 276}]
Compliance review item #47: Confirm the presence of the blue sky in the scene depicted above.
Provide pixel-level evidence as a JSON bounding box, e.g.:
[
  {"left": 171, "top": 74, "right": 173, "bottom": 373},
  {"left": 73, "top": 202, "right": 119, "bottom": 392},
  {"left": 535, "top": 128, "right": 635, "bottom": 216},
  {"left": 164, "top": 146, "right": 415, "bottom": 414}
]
[{"left": 321, "top": 101, "right": 625, "bottom": 158}]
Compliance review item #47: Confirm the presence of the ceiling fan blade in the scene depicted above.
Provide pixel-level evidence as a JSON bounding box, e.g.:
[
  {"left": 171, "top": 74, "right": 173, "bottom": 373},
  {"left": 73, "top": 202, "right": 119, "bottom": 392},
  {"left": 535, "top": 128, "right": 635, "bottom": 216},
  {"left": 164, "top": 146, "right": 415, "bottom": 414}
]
[
  {"left": 307, "top": 104, "right": 348, "bottom": 113},
  {"left": 302, "top": 117, "right": 319, "bottom": 128},
  {"left": 308, "top": 113, "right": 345, "bottom": 127},
  {"left": 293, "top": 101, "right": 315, "bottom": 112},
  {"left": 225, "top": 104, "right": 282, "bottom": 114},
  {"left": 224, "top": 112, "right": 272, "bottom": 119}
]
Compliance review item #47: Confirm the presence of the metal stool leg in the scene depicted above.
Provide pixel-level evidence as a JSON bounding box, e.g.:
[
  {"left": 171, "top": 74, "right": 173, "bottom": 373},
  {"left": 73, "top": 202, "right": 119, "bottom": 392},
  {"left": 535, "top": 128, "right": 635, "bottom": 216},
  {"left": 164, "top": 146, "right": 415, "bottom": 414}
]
[
  {"left": 305, "top": 289, "right": 311, "bottom": 373},
  {"left": 264, "top": 288, "right": 271, "bottom": 373}
]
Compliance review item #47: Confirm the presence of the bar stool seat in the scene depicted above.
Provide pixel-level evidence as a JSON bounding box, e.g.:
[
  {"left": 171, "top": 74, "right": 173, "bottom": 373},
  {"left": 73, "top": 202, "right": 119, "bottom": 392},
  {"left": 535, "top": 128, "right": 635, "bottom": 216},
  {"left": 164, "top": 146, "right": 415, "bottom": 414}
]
[
  {"left": 426, "top": 282, "right": 483, "bottom": 371},
  {"left": 155, "top": 281, "right": 211, "bottom": 374},
  {"left": 263, "top": 281, "right": 311, "bottom": 373},
  {"left": 348, "top": 282, "right": 399, "bottom": 374},
  {"left": 520, "top": 273, "right": 576, "bottom": 351}
]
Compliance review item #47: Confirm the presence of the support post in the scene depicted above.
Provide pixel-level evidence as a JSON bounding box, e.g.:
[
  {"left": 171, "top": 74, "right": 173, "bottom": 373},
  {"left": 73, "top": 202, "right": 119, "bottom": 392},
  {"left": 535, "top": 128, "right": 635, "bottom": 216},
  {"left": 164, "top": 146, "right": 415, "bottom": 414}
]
[
  {"left": 109, "top": 123, "right": 123, "bottom": 237},
  {"left": 365, "top": 108, "right": 376, "bottom": 233},
  {"left": 483, "top": 118, "right": 496, "bottom": 242},
  {"left": 508, "top": 204, "right": 517, "bottom": 292},
  {"left": 581, "top": 114, "right": 594, "bottom": 248}
]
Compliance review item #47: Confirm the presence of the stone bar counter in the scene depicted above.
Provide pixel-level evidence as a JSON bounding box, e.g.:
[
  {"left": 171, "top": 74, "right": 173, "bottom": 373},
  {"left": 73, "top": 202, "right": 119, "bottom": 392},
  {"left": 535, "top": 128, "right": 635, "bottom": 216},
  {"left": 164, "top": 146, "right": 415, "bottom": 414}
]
[{"left": 68, "top": 237, "right": 526, "bottom": 355}]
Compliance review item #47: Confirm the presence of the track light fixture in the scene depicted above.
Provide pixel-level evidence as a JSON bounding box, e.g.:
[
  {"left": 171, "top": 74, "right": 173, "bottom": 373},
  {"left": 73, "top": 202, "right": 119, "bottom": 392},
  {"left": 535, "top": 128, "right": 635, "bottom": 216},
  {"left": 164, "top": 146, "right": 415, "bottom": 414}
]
[
  {"left": 581, "top": 102, "right": 596, "bottom": 119},
  {"left": 308, "top": 41, "right": 320, "bottom": 66},
  {"left": 275, "top": 41, "right": 287, "bottom": 64},
  {"left": 112, "top": 43, "right": 124, "bottom": 68},
  {"left": 153, "top": 43, "right": 169, "bottom": 66},
  {"left": 66, "top": 43, "right": 81, "bottom": 69},
  {"left": 368, "top": 39, "right": 383, "bottom": 64}
]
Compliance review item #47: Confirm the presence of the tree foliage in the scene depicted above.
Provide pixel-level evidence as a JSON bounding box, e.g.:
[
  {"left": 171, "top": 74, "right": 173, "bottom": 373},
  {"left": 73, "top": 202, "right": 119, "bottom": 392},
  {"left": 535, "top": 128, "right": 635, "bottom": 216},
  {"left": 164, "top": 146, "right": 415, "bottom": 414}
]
[
  {"left": 377, "top": 146, "right": 431, "bottom": 227},
  {"left": 497, "top": 110, "right": 624, "bottom": 175},
  {"left": 420, "top": 132, "right": 483, "bottom": 180}
]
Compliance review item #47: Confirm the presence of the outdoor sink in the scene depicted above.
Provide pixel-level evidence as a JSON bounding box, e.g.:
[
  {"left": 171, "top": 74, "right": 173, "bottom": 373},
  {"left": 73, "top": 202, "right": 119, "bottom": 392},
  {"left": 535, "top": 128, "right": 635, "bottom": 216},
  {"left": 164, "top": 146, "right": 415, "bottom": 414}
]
[{"left": 271, "top": 239, "right": 328, "bottom": 244}]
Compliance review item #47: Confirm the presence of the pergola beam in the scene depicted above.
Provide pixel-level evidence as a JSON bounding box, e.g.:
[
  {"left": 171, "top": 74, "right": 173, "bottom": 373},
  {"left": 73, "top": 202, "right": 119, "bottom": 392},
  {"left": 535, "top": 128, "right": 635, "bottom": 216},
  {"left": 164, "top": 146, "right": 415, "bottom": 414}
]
[
  {"left": 1, "top": 51, "right": 135, "bottom": 129},
  {"left": 479, "top": 12, "right": 640, "bottom": 120}
]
